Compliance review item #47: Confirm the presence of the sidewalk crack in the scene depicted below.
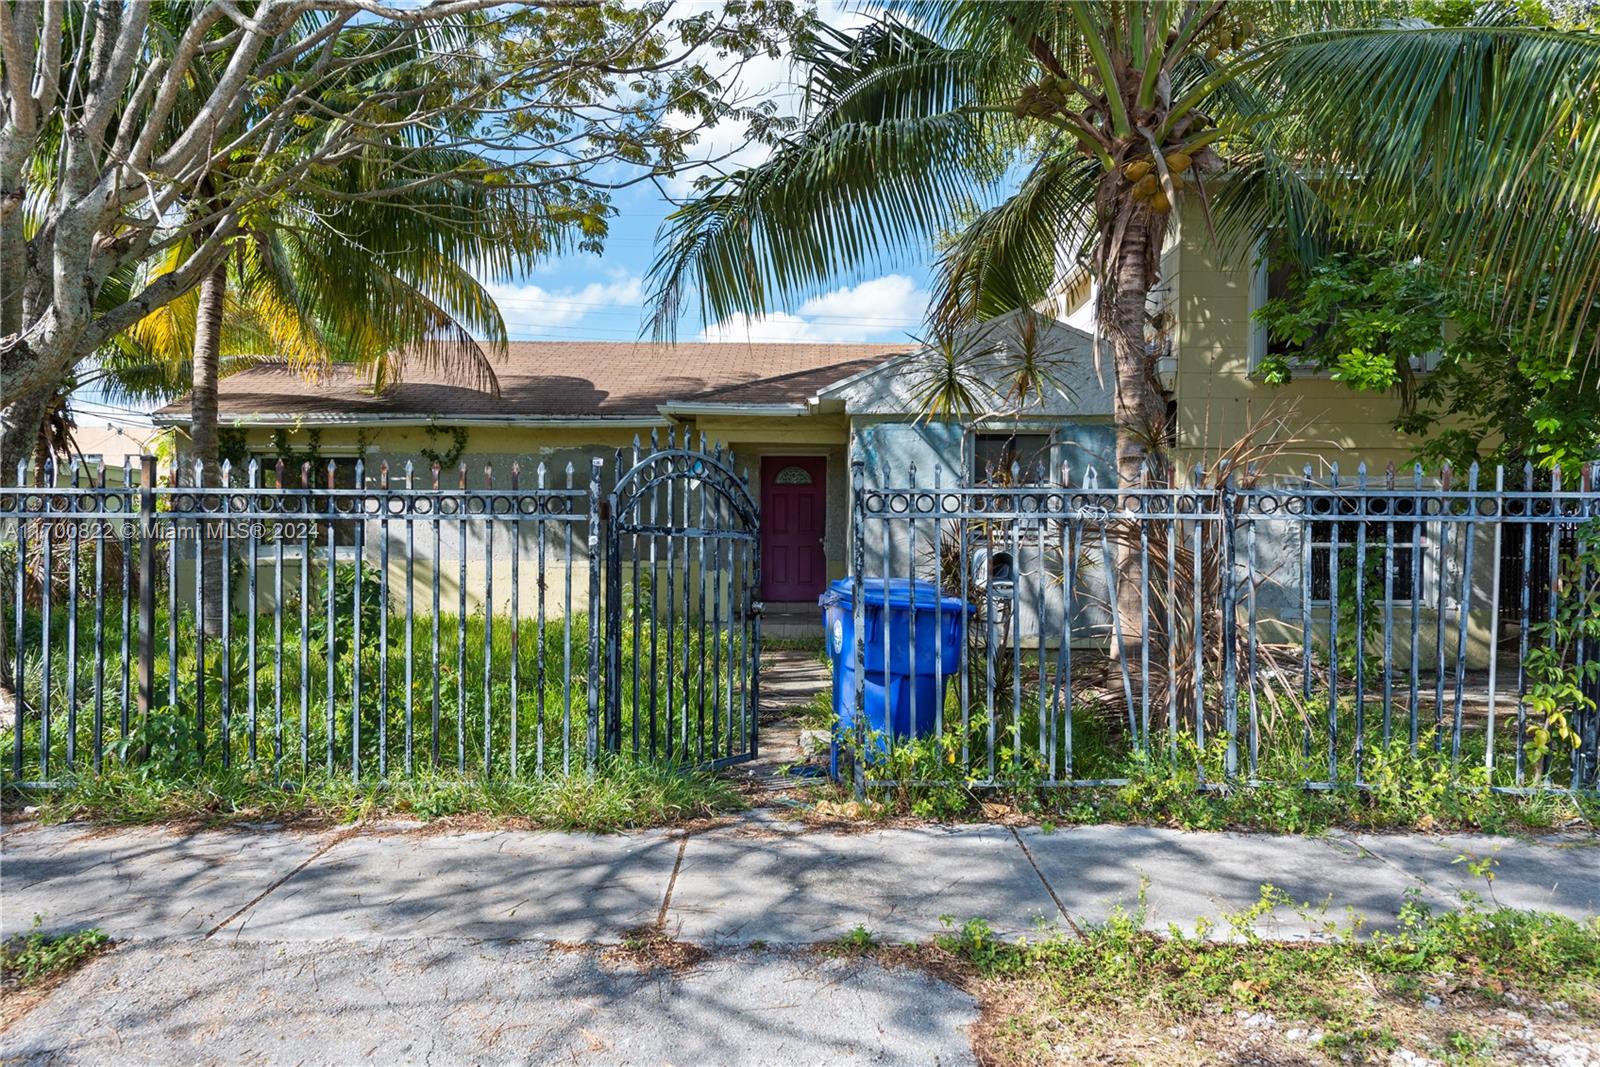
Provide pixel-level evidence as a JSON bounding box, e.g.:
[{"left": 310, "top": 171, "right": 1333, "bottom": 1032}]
[
  {"left": 1008, "top": 826, "right": 1089, "bottom": 941},
  {"left": 204, "top": 826, "right": 357, "bottom": 940},
  {"left": 655, "top": 833, "right": 690, "bottom": 933},
  {"left": 1318, "top": 832, "right": 1458, "bottom": 913}
]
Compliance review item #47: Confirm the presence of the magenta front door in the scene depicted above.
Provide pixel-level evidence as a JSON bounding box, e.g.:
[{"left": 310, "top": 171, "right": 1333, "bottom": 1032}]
[{"left": 761, "top": 456, "right": 827, "bottom": 601}]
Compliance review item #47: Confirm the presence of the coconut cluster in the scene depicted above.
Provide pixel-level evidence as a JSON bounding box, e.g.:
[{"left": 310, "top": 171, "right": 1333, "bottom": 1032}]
[
  {"left": 1122, "top": 150, "right": 1193, "bottom": 213},
  {"left": 1202, "top": 17, "right": 1255, "bottom": 61},
  {"left": 1012, "top": 75, "right": 1075, "bottom": 119}
]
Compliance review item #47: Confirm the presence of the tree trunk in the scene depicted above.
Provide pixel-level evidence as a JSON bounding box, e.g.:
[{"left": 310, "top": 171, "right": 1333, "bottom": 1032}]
[
  {"left": 0, "top": 380, "right": 57, "bottom": 723},
  {"left": 191, "top": 259, "right": 227, "bottom": 487},
  {"left": 1100, "top": 201, "right": 1169, "bottom": 665},
  {"left": 0, "top": 372, "right": 54, "bottom": 485},
  {"left": 191, "top": 258, "right": 227, "bottom": 630}
]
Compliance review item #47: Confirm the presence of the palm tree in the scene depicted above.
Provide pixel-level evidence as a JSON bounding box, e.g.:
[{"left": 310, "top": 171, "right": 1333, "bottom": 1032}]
[
  {"left": 646, "top": 0, "right": 1600, "bottom": 655},
  {"left": 648, "top": 1, "right": 1600, "bottom": 484},
  {"left": 127, "top": 4, "right": 547, "bottom": 490},
  {"left": 116, "top": 150, "right": 540, "bottom": 487},
  {"left": 112, "top": 158, "right": 544, "bottom": 628}
]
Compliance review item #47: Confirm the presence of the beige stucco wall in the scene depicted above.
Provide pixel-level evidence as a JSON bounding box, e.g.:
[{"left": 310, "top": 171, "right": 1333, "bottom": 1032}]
[
  {"left": 224, "top": 556, "right": 749, "bottom": 626},
  {"left": 1166, "top": 221, "right": 1507, "bottom": 667},
  {"left": 1170, "top": 219, "right": 1428, "bottom": 480},
  {"left": 173, "top": 415, "right": 848, "bottom": 617},
  {"left": 193, "top": 423, "right": 656, "bottom": 486}
]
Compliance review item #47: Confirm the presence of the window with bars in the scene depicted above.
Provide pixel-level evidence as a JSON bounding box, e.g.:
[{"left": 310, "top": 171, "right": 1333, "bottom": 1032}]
[
  {"left": 254, "top": 454, "right": 365, "bottom": 546},
  {"left": 1308, "top": 506, "right": 1420, "bottom": 603}
]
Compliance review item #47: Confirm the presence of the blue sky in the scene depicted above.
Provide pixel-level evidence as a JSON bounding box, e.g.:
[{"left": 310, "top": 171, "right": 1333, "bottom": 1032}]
[
  {"left": 484, "top": 179, "right": 937, "bottom": 345},
  {"left": 484, "top": 1, "right": 939, "bottom": 348}
]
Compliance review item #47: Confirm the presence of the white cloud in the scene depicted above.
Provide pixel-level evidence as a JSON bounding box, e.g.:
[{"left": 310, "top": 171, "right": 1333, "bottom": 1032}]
[
  {"left": 699, "top": 274, "right": 928, "bottom": 342},
  {"left": 485, "top": 275, "right": 644, "bottom": 337},
  {"left": 663, "top": 1, "right": 879, "bottom": 196}
]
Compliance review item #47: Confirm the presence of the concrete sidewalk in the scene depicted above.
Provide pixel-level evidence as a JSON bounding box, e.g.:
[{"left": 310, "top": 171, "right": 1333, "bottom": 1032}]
[
  {"left": 2, "top": 819, "right": 1595, "bottom": 1065},
  {"left": 4, "top": 818, "right": 1596, "bottom": 946}
]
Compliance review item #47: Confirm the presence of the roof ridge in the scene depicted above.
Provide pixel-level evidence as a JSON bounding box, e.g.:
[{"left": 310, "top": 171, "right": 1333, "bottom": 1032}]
[{"left": 156, "top": 339, "right": 911, "bottom": 421}]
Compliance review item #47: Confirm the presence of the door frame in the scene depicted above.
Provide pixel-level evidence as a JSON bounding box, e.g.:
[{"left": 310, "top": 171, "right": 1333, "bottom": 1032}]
[{"left": 759, "top": 453, "right": 829, "bottom": 602}]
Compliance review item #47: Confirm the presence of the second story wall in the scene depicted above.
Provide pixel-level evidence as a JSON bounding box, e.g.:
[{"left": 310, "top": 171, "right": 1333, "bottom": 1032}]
[{"left": 1170, "top": 215, "right": 1427, "bottom": 481}]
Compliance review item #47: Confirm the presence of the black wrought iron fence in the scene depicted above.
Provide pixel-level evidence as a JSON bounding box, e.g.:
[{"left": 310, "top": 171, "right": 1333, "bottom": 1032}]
[
  {"left": 845, "top": 459, "right": 1600, "bottom": 795},
  {"left": 0, "top": 433, "right": 760, "bottom": 787}
]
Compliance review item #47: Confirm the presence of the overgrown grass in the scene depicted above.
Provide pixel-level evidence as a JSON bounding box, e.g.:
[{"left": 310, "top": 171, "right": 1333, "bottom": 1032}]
[
  {"left": 16, "top": 756, "right": 746, "bottom": 832},
  {"left": 3, "top": 565, "right": 747, "bottom": 784},
  {"left": 1, "top": 920, "right": 111, "bottom": 992},
  {"left": 763, "top": 634, "right": 828, "bottom": 661},
  {"left": 815, "top": 687, "right": 1598, "bottom": 832},
  {"left": 938, "top": 891, "right": 1600, "bottom": 1065},
  {"left": 795, "top": 686, "right": 835, "bottom": 731}
]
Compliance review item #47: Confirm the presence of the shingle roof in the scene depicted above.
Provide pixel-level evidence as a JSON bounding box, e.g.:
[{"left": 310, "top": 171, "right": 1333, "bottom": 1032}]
[{"left": 154, "top": 341, "right": 909, "bottom": 422}]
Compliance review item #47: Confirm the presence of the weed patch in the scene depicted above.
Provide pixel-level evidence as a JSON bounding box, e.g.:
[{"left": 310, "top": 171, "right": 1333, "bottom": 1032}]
[
  {"left": 827, "top": 924, "right": 879, "bottom": 957},
  {"left": 603, "top": 926, "right": 709, "bottom": 973},
  {"left": 1, "top": 921, "right": 111, "bottom": 993},
  {"left": 821, "top": 724, "right": 1597, "bottom": 834},
  {"left": 13, "top": 757, "right": 746, "bottom": 833},
  {"left": 932, "top": 892, "right": 1600, "bottom": 1066}
]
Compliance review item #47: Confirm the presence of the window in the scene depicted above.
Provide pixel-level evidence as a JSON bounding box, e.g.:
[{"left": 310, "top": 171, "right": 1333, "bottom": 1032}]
[
  {"left": 255, "top": 454, "right": 365, "bottom": 546},
  {"left": 1249, "top": 236, "right": 1324, "bottom": 372},
  {"left": 1308, "top": 502, "right": 1419, "bottom": 604},
  {"left": 972, "top": 433, "right": 1051, "bottom": 485},
  {"left": 774, "top": 465, "right": 813, "bottom": 485},
  {"left": 256, "top": 454, "right": 364, "bottom": 490},
  {"left": 1250, "top": 235, "right": 1443, "bottom": 377}
]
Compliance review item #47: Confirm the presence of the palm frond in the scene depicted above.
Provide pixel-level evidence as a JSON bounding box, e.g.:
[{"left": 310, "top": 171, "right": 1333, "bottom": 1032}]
[
  {"left": 998, "top": 308, "right": 1079, "bottom": 411},
  {"left": 930, "top": 146, "right": 1101, "bottom": 330},
  {"left": 905, "top": 328, "right": 995, "bottom": 420},
  {"left": 647, "top": 8, "right": 1020, "bottom": 340},
  {"left": 1250, "top": 24, "right": 1600, "bottom": 363},
  {"left": 648, "top": 108, "right": 996, "bottom": 339},
  {"left": 800, "top": 16, "right": 1014, "bottom": 130}
]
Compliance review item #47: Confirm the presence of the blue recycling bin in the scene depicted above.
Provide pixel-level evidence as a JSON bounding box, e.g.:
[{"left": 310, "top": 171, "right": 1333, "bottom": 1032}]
[{"left": 818, "top": 577, "right": 972, "bottom": 777}]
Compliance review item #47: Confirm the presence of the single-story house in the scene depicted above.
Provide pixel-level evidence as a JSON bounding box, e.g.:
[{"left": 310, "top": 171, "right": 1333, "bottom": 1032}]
[
  {"left": 154, "top": 313, "right": 1117, "bottom": 630},
  {"left": 152, "top": 227, "right": 1532, "bottom": 664}
]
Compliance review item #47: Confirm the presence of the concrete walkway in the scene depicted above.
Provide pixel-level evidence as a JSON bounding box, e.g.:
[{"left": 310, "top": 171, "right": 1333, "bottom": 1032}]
[
  {"left": 4, "top": 819, "right": 1596, "bottom": 946},
  {"left": 2, "top": 818, "right": 1595, "bottom": 1065}
]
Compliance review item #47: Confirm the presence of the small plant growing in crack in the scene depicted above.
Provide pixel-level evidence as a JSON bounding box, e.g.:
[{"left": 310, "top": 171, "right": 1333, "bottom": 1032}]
[
  {"left": 834, "top": 924, "right": 878, "bottom": 956},
  {"left": 604, "top": 925, "right": 708, "bottom": 972}
]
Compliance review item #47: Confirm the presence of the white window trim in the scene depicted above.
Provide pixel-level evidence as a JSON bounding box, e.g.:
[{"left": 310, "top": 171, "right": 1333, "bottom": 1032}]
[{"left": 1247, "top": 237, "right": 1326, "bottom": 377}]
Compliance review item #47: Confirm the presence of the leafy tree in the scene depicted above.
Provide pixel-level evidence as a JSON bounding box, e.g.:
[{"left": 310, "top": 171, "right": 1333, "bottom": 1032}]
[
  {"left": 0, "top": 0, "right": 798, "bottom": 712},
  {"left": 111, "top": 146, "right": 544, "bottom": 488},
  {"left": 1255, "top": 245, "right": 1600, "bottom": 472},
  {"left": 0, "top": 0, "right": 801, "bottom": 476}
]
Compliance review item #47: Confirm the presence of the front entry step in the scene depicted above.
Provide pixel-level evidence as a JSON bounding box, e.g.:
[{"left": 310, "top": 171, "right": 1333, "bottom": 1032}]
[{"left": 762, "top": 601, "right": 822, "bottom": 639}]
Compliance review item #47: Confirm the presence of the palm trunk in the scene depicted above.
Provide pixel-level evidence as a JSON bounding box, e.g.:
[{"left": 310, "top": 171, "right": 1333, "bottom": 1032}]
[
  {"left": 191, "top": 258, "right": 227, "bottom": 630},
  {"left": 1101, "top": 202, "right": 1169, "bottom": 665}
]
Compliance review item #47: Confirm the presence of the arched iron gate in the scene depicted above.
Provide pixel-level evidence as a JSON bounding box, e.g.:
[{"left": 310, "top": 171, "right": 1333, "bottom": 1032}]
[{"left": 602, "top": 438, "right": 761, "bottom": 767}]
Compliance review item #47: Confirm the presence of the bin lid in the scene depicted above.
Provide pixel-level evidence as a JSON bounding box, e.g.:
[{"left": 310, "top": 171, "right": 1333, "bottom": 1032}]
[{"left": 820, "top": 577, "right": 973, "bottom": 611}]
